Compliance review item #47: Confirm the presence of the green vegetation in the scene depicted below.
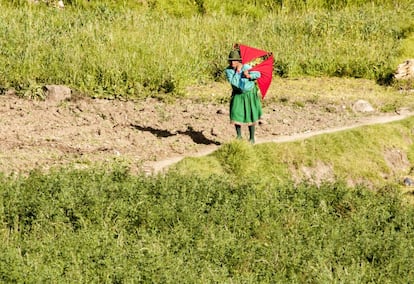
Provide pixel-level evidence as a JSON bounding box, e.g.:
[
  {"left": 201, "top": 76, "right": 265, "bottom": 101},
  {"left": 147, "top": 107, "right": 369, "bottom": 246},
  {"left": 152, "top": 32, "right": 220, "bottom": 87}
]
[
  {"left": 0, "top": 0, "right": 413, "bottom": 99},
  {"left": 3, "top": 117, "right": 414, "bottom": 282},
  {"left": 1, "top": 167, "right": 414, "bottom": 282},
  {"left": 1, "top": 1, "right": 414, "bottom": 282}
]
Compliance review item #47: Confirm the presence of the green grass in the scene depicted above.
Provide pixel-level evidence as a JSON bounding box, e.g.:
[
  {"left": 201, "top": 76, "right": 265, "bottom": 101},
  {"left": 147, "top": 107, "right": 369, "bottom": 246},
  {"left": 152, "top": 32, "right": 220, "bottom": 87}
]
[
  {"left": 0, "top": 1, "right": 413, "bottom": 99},
  {"left": 1, "top": 1, "right": 414, "bottom": 281},
  {"left": 1, "top": 167, "right": 414, "bottom": 282}
]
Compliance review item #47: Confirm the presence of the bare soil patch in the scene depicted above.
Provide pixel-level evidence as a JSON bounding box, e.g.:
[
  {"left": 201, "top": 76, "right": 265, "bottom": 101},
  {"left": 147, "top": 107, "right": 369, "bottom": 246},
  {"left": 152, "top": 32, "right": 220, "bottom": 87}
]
[{"left": 0, "top": 81, "right": 412, "bottom": 176}]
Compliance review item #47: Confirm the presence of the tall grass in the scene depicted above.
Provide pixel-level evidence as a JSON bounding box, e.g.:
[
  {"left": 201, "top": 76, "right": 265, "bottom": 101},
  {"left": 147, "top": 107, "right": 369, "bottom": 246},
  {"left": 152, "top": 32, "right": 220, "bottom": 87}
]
[
  {"left": 0, "top": 1, "right": 412, "bottom": 99},
  {"left": 0, "top": 167, "right": 413, "bottom": 282}
]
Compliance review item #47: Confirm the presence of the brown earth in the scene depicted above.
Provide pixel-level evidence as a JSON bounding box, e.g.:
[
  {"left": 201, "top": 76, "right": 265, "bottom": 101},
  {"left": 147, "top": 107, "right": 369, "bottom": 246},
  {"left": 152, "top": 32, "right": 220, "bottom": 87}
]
[{"left": 0, "top": 82, "right": 412, "bottom": 176}]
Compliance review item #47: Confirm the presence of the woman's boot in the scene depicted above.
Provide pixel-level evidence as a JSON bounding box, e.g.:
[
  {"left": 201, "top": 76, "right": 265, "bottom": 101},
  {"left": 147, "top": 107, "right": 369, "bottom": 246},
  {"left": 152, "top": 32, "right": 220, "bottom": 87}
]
[
  {"left": 249, "top": 125, "right": 255, "bottom": 144},
  {"left": 235, "top": 125, "right": 242, "bottom": 139}
]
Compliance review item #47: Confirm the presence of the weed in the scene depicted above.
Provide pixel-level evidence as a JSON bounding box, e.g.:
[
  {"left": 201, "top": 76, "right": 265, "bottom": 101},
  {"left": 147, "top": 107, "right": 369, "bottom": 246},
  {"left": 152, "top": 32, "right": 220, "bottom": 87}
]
[{"left": 293, "top": 100, "right": 305, "bottom": 108}]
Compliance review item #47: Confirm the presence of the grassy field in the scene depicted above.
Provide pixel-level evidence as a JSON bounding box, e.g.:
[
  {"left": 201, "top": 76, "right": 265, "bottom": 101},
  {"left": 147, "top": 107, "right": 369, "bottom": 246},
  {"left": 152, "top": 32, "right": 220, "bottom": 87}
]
[
  {"left": 1, "top": 94, "right": 414, "bottom": 282},
  {"left": 0, "top": 0, "right": 413, "bottom": 99},
  {"left": 1, "top": 167, "right": 414, "bottom": 282},
  {"left": 1, "top": 1, "right": 414, "bottom": 282}
]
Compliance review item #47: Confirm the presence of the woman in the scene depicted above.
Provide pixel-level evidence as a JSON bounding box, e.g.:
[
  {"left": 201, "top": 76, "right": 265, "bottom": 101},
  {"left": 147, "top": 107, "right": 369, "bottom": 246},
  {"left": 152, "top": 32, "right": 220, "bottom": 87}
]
[{"left": 225, "top": 49, "right": 262, "bottom": 144}]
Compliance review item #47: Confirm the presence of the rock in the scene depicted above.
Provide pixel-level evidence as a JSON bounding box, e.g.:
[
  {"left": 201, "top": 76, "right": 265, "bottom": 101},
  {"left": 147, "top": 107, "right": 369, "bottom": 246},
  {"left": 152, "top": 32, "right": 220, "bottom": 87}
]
[
  {"left": 394, "top": 59, "right": 414, "bottom": 80},
  {"left": 352, "top": 99, "right": 374, "bottom": 113},
  {"left": 5, "top": 88, "right": 16, "bottom": 96},
  {"left": 44, "top": 85, "right": 71, "bottom": 103},
  {"left": 29, "top": 0, "right": 64, "bottom": 8},
  {"left": 282, "top": 118, "right": 290, "bottom": 125},
  {"left": 216, "top": 108, "right": 227, "bottom": 115},
  {"left": 403, "top": 177, "right": 414, "bottom": 186}
]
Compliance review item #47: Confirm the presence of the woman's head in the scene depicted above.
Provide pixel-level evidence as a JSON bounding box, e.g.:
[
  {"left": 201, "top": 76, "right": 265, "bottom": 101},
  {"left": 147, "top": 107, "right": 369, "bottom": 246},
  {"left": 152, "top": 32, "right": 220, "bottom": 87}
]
[
  {"left": 228, "top": 50, "right": 242, "bottom": 68},
  {"left": 228, "top": 50, "right": 242, "bottom": 62}
]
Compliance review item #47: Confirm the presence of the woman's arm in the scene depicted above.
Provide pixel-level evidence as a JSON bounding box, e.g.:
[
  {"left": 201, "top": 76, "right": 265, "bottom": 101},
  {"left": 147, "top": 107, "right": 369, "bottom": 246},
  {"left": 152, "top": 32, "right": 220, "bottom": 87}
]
[
  {"left": 242, "top": 65, "right": 261, "bottom": 80},
  {"left": 225, "top": 65, "right": 259, "bottom": 91},
  {"left": 225, "top": 67, "right": 242, "bottom": 88}
]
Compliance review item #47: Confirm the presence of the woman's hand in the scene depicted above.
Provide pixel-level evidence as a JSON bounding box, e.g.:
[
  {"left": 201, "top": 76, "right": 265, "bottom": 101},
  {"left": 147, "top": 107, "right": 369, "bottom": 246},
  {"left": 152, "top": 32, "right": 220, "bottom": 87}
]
[
  {"left": 243, "top": 70, "right": 251, "bottom": 79},
  {"left": 235, "top": 64, "right": 242, "bottom": 73}
]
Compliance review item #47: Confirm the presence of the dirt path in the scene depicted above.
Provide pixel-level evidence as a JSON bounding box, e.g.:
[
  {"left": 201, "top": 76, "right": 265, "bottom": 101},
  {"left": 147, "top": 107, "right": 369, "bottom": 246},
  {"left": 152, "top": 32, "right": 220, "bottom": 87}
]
[
  {"left": 146, "top": 111, "right": 414, "bottom": 174},
  {"left": 1, "top": 84, "right": 412, "bottom": 176}
]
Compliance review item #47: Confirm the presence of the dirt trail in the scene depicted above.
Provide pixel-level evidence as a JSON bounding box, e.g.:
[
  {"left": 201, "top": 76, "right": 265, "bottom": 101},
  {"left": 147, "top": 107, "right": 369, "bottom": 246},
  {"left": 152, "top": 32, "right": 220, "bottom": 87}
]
[
  {"left": 1, "top": 86, "right": 413, "bottom": 176},
  {"left": 146, "top": 111, "right": 414, "bottom": 174}
]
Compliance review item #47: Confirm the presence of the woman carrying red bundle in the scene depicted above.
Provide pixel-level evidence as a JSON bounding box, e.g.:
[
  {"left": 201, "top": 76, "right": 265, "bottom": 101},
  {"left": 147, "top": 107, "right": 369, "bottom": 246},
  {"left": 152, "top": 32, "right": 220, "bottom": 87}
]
[{"left": 225, "top": 49, "right": 262, "bottom": 144}]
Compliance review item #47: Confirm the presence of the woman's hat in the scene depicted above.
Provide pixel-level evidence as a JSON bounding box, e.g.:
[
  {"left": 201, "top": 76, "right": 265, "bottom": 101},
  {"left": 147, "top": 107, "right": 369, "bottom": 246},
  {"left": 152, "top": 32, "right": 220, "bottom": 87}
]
[{"left": 228, "top": 50, "right": 242, "bottom": 61}]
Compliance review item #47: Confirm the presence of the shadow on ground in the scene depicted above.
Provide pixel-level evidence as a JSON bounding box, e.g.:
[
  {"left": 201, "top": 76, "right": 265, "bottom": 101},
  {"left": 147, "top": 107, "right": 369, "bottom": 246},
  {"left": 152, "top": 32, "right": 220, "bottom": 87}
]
[{"left": 131, "top": 124, "right": 221, "bottom": 145}]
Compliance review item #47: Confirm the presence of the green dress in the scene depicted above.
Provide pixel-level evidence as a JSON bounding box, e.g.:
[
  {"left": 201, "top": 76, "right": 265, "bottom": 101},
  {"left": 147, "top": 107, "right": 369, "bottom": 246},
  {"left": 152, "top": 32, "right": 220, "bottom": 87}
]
[
  {"left": 225, "top": 65, "right": 263, "bottom": 125},
  {"left": 230, "top": 85, "right": 262, "bottom": 125}
]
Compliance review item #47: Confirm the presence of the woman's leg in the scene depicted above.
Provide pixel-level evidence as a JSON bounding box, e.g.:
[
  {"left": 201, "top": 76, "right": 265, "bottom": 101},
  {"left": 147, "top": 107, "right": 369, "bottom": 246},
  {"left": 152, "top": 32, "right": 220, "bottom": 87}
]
[
  {"left": 235, "top": 124, "right": 242, "bottom": 139},
  {"left": 248, "top": 125, "right": 255, "bottom": 143}
]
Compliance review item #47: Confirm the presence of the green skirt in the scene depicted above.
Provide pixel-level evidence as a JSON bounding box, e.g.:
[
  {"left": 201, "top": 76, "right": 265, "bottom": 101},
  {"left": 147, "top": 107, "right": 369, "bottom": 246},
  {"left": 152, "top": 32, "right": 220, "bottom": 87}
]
[{"left": 230, "top": 86, "right": 262, "bottom": 125}]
